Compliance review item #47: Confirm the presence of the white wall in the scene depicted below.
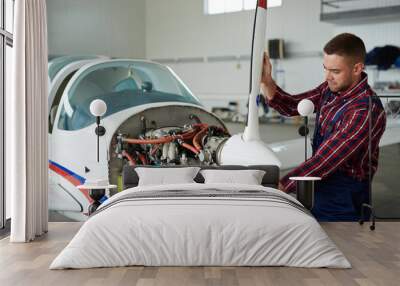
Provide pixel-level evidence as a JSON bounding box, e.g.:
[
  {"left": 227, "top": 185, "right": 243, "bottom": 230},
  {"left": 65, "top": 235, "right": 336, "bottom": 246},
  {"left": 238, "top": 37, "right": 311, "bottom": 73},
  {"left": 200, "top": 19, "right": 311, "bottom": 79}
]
[
  {"left": 46, "top": 0, "right": 400, "bottom": 109},
  {"left": 334, "top": 21, "right": 400, "bottom": 86},
  {"left": 145, "top": 0, "right": 334, "bottom": 111},
  {"left": 335, "top": 21, "right": 400, "bottom": 49},
  {"left": 47, "top": 0, "right": 146, "bottom": 58},
  {"left": 265, "top": 0, "right": 333, "bottom": 92},
  {"left": 146, "top": 0, "right": 254, "bottom": 58}
]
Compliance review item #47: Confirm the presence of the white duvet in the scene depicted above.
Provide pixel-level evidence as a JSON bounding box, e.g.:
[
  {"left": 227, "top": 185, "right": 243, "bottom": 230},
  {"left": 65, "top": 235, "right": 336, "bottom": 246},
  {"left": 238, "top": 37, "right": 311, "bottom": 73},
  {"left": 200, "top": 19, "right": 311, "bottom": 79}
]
[{"left": 50, "top": 183, "right": 351, "bottom": 269}]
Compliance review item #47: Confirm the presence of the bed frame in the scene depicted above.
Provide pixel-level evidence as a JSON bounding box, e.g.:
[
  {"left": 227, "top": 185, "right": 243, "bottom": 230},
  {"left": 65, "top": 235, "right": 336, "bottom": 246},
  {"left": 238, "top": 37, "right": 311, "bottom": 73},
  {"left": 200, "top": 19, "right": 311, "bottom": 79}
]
[{"left": 122, "top": 165, "right": 280, "bottom": 189}]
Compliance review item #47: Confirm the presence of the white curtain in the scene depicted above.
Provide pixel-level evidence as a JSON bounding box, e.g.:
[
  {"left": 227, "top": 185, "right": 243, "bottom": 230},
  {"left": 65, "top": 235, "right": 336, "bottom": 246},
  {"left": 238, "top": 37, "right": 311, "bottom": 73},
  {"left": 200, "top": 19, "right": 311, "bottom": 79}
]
[{"left": 8, "top": 0, "right": 48, "bottom": 242}]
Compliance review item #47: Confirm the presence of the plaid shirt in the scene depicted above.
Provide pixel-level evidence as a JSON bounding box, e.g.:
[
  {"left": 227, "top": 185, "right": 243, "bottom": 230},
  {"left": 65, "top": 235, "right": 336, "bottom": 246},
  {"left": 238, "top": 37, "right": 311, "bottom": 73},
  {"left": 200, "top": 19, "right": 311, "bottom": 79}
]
[{"left": 267, "top": 73, "right": 386, "bottom": 193}]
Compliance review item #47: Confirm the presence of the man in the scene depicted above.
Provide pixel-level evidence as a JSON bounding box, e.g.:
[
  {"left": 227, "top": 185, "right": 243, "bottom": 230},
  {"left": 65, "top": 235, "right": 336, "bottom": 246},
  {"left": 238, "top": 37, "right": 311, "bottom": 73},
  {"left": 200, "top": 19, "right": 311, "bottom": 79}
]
[{"left": 261, "top": 33, "right": 386, "bottom": 221}]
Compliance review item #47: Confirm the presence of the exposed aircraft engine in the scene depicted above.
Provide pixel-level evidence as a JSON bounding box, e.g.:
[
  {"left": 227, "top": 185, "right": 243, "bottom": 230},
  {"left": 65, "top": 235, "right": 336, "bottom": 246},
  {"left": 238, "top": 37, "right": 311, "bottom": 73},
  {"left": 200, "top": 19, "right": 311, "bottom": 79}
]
[
  {"left": 117, "top": 123, "right": 228, "bottom": 166},
  {"left": 107, "top": 105, "right": 230, "bottom": 189}
]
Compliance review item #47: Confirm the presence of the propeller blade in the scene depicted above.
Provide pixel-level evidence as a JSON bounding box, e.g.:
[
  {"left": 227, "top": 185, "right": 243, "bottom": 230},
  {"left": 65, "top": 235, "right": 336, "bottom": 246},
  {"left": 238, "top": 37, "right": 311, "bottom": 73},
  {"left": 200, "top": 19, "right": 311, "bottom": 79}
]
[{"left": 243, "top": 0, "right": 267, "bottom": 142}]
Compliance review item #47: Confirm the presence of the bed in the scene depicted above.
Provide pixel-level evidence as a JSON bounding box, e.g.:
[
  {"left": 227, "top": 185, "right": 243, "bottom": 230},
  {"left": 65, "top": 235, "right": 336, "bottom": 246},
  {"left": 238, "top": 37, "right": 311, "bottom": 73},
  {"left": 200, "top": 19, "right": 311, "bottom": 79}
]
[{"left": 50, "top": 165, "right": 351, "bottom": 269}]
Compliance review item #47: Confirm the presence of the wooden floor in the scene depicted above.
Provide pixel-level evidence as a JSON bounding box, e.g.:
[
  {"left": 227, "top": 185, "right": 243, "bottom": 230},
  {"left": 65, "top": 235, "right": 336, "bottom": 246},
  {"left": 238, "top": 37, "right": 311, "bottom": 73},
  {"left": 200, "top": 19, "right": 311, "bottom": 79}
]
[{"left": 0, "top": 222, "right": 399, "bottom": 286}]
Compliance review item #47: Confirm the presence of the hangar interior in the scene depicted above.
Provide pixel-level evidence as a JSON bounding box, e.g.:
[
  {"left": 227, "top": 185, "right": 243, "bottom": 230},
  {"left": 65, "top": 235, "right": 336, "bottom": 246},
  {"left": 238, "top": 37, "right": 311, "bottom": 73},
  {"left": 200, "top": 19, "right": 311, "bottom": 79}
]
[{"left": 44, "top": 0, "right": 400, "bottom": 219}]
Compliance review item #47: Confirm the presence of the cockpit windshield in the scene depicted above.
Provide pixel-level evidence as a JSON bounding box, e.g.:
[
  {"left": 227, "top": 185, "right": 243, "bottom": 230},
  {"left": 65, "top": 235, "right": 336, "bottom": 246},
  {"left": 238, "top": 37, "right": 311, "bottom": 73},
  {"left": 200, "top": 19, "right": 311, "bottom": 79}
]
[
  {"left": 57, "top": 60, "right": 202, "bottom": 131},
  {"left": 48, "top": 55, "right": 101, "bottom": 82}
]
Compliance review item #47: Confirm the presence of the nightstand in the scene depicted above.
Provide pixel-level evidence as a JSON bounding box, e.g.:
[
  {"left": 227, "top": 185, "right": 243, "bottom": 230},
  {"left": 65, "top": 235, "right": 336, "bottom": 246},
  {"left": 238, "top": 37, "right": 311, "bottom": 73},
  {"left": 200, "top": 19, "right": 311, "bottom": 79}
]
[
  {"left": 77, "top": 184, "right": 117, "bottom": 215},
  {"left": 289, "top": 177, "right": 321, "bottom": 210}
]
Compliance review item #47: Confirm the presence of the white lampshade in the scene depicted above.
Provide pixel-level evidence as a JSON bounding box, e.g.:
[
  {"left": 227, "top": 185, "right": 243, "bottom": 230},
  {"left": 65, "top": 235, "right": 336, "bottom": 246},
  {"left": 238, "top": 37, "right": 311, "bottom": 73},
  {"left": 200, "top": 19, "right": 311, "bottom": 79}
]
[
  {"left": 90, "top": 99, "right": 107, "bottom": 117},
  {"left": 297, "top": 99, "right": 314, "bottom": 116}
]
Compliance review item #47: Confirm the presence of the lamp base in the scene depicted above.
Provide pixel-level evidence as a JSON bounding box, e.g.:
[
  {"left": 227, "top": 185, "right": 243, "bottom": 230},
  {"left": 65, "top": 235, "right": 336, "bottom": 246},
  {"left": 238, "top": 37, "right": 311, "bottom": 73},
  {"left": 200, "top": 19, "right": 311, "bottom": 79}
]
[
  {"left": 298, "top": 125, "right": 309, "bottom": 136},
  {"left": 95, "top": 125, "right": 106, "bottom": 136}
]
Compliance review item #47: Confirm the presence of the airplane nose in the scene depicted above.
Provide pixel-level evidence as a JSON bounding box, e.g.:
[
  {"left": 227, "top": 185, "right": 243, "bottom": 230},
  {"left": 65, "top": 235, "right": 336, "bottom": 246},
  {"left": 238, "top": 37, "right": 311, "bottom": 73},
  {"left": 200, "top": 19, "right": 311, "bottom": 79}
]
[{"left": 218, "top": 134, "right": 282, "bottom": 167}]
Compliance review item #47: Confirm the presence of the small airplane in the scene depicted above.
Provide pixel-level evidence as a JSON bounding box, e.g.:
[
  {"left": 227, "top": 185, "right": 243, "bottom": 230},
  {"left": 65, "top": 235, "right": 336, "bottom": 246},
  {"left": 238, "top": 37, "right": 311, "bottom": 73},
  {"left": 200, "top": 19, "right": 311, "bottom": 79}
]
[
  {"left": 48, "top": 1, "right": 282, "bottom": 221},
  {"left": 48, "top": 1, "right": 400, "bottom": 221}
]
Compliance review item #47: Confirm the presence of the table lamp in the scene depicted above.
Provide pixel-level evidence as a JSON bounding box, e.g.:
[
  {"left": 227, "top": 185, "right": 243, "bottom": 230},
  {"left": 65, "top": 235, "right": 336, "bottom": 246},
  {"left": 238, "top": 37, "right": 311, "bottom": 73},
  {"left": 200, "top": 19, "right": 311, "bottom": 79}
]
[
  {"left": 89, "top": 99, "right": 107, "bottom": 162},
  {"left": 290, "top": 99, "right": 317, "bottom": 210},
  {"left": 297, "top": 99, "right": 314, "bottom": 161}
]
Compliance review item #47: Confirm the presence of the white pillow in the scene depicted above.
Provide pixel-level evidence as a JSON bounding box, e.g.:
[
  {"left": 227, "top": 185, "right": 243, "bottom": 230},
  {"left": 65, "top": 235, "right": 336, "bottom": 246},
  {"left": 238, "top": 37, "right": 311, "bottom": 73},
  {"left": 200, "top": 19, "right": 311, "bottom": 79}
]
[
  {"left": 200, "top": 169, "right": 266, "bottom": 185},
  {"left": 135, "top": 167, "right": 200, "bottom": 186}
]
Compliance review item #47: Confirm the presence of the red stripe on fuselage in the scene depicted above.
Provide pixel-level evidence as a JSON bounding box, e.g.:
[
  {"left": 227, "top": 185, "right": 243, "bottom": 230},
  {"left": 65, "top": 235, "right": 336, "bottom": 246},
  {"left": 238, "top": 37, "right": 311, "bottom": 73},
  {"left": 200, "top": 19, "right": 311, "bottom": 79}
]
[
  {"left": 49, "top": 163, "right": 92, "bottom": 203},
  {"left": 258, "top": 0, "right": 267, "bottom": 8}
]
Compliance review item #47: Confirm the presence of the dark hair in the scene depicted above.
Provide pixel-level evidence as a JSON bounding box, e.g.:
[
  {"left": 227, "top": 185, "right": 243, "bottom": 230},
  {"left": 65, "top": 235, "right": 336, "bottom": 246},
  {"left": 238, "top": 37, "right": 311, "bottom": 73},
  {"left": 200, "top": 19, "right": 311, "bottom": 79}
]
[{"left": 324, "top": 33, "right": 366, "bottom": 63}]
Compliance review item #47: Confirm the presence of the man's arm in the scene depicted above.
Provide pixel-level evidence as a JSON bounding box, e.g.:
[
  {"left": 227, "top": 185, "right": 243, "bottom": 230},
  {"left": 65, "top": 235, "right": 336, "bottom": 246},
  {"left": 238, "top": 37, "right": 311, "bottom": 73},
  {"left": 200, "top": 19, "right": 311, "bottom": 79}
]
[
  {"left": 261, "top": 53, "right": 325, "bottom": 117},
  {"left": 260, "top": 53, "right": 277, "bottom": 101},
  {"left": 279, "top": 106, "right": 386, "bottom": 193}
]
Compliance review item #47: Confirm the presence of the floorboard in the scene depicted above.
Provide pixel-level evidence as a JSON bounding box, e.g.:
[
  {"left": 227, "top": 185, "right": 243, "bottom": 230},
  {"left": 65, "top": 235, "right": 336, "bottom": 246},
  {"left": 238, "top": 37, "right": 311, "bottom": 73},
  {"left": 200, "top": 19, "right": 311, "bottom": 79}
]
[{"left": 0, "top": 222, "right": 399, "bottom": 286}]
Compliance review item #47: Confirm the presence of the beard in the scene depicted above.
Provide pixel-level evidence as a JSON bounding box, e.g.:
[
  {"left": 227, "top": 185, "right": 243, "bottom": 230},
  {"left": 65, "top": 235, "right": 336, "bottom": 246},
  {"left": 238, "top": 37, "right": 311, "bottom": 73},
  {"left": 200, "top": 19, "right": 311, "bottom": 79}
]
[{"left": 328, "top": 79, "right": 353, "bottom": 93}]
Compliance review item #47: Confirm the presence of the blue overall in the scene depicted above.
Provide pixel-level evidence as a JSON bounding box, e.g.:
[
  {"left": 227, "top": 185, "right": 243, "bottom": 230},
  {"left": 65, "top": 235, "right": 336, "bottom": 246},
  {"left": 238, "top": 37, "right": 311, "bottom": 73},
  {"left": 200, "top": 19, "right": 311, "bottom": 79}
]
[{"left": 311, "top": 90, "right": 372, "bottom": 222}]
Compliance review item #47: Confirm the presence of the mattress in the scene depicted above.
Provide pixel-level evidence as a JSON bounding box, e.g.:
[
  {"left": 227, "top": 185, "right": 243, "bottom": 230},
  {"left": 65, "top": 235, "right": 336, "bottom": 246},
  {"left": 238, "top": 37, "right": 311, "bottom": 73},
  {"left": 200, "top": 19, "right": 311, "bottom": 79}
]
[{"left": 50, "top": 183, "right": 351, "bottom": 269}]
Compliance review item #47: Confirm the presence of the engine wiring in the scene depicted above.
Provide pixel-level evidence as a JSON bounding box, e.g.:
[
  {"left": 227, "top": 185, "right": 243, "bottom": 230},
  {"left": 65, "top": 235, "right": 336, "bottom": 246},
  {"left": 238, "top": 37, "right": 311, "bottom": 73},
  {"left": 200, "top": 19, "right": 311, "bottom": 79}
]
[{"left": 118, "top": 123, "right": 229, "bottom": 166}]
